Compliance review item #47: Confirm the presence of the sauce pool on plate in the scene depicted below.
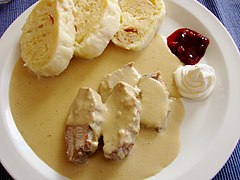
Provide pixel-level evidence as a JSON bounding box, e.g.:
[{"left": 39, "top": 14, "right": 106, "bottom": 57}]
[{"left": 9, "top": 35, "right": 184, "bottom": 180}]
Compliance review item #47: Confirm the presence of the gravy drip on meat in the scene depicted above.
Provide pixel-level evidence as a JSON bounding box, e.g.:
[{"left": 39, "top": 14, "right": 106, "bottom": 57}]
[{"left": 10, "top": 35, "right": 184, "bottom": 180}]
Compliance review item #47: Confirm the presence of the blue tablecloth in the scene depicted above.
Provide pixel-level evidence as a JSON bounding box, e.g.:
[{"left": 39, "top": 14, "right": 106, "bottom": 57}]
[{"left": 0, "top": 0, "right": 239, "bottom": 179}]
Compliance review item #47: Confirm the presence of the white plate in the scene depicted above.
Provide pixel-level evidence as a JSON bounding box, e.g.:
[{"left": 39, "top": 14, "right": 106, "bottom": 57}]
[{"left": 0, "top": 0, "right": 240, "bottom": 180}]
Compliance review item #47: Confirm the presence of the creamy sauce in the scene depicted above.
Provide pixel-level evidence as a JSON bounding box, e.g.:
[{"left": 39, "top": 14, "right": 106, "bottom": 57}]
[
  {"left": 99, "top": 63, "right": 141, "bottom": 103},
  {"left": 138, "top": 75, "right": 170, "bottom": 129},
  {"left": 102, "top": 82, "right": 140, "bottom": 156},
  {"left": 10, "top": 35, "right": 184, "bottom": 180}
]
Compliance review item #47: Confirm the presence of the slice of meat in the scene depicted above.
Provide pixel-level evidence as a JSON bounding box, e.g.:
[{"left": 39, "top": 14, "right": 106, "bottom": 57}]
[
  {"left": 65, "top": 87, "right": 106, "bottom": 163},
  {"left": 137, "top": 72, "right": 171, "bottom": 130},
  {"left": 65, "top": 125, "right": 96, "bottom": 163},
  {"left": 99, "top": 62, "right": 141, "bottom": 102},
  {"left": 102, "top": 82, "right": 141, "bottom": 160}
]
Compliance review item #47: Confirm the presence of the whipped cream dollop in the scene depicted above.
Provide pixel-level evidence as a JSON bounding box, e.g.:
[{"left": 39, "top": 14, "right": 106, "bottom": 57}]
[{"left": 174, "top": 64, "right": 216, "bottom": 100}]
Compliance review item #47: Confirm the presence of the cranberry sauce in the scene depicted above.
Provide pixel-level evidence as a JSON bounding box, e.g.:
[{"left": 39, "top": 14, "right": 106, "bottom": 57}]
[{"left": 167, "top": 28, "right": 210, "bottom": 65}]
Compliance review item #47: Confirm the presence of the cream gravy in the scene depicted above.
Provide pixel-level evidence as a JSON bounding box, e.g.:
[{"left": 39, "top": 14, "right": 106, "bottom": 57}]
[{"left": 10, "top": 35, "right": 184, "bottom": 180}]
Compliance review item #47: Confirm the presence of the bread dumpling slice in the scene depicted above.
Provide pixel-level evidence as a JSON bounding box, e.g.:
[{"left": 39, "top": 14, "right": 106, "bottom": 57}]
[
  {"left": 138, "top": 72, "right": 171, "bottom": 130},
  {"left": 20, "top": 0, "right": 76, "bottom": 77},
  {"left": 73, "top": 0, "right": 121, "bottom": 59},
  {"left": 99, "top": 62, "right": 141, "bottom": 102},
  {"left": 102, "top": 82, "right": 141, "bottom": 160},
  {"left": 112, "top": 0, "right": 166, "bottom": 51},
  {"left": 65, "top": 87, "right": 106, "bottom": 163}
]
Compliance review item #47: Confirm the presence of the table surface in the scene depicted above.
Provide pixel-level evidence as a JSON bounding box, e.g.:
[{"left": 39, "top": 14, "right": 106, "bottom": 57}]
[{"left": 0, "top": 0, "right": 239, "bottom": 179}]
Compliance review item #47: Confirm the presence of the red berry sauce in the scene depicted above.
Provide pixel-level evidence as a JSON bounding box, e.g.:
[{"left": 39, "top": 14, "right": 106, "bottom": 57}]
[{"left": 167, "top": 28, "right": 210, "bottom": 65}]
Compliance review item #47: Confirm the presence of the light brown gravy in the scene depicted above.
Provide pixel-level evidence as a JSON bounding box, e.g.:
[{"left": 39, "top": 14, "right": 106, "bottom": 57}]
[{"left": 10, "top": 35, "right": 184, "bottom": 180}]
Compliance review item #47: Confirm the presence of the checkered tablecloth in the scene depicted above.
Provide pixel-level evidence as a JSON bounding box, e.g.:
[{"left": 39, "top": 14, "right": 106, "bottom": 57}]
[{"left": 0, "top": 0, "right": 239, "bottom": 179}]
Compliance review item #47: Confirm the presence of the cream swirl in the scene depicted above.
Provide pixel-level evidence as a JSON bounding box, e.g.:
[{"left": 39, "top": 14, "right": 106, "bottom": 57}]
[{"left": 174, "top": 64, "right": 216, "bottom": 100}]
